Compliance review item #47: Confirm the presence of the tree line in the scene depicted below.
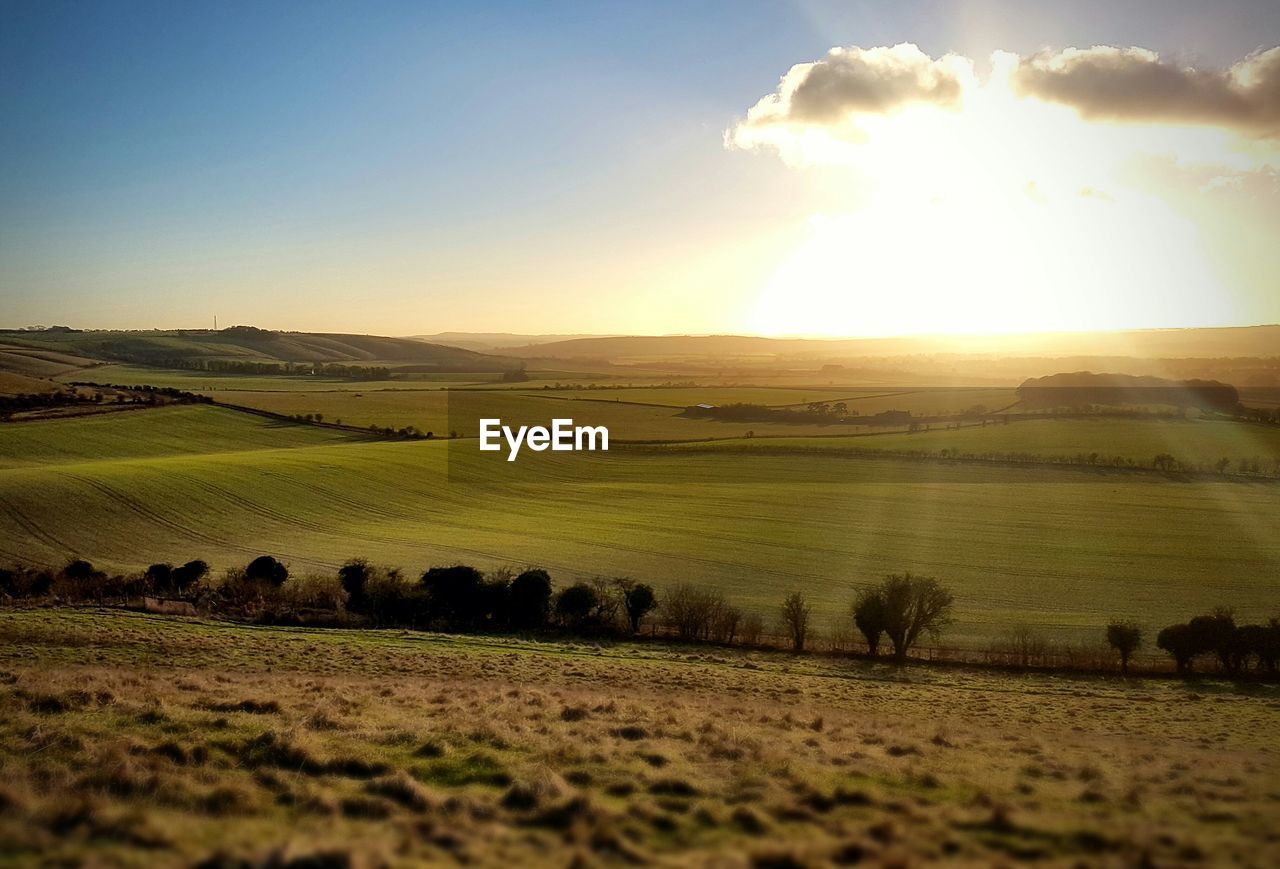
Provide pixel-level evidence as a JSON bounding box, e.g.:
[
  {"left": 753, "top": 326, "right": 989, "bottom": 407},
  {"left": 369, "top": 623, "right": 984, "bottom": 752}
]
[
  {"left": 1155, "top": 610, "right": 1279, "bottom": 675},
  {"left": 4, "top": 556, "right": 1276, "bottom": 678},
  {"left": 0, "top": 557, "right": 955, "bottom": 661}
]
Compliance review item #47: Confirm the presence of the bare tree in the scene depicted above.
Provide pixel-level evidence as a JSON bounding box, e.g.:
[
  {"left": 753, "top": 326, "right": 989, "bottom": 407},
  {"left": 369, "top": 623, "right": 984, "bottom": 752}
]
[
  {"left": 877, "top": 573, "right": 954, "bottom": 662},
  {"left": 663, "top": 582, "right": 720, "bottom": 641},
  {"left": 780, "top": 592, "right": 811, "bottom": 652},
  {"left": 992, "top": 625, "right": 1048, "bottom": 669},
  {"left": 711, "top": 602, "right": 742, "bottom": 643}
]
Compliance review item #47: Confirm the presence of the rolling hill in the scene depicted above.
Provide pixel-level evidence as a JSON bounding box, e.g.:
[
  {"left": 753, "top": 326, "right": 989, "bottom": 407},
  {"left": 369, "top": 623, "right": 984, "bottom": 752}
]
[
  {"left": 0, "top": 327, "right": 513, "bottom": 370},
  {"left": 504, "top": 325, "right": 1280, "bottom": 361}
]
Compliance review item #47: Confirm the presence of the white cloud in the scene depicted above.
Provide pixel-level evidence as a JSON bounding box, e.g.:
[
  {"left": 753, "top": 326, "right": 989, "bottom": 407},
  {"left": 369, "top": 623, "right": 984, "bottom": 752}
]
[
  {"left": 1010, "top": 46, "right": 1280, "bottom": 138},
  {"left": 727, "top": 43, "right": 975, "bottom": 159}
]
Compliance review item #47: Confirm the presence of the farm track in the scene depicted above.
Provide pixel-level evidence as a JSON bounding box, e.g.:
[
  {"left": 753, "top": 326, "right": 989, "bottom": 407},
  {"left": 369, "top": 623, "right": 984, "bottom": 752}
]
[{"left": 0, "top": 494, "right": 72, "bottom": 555}]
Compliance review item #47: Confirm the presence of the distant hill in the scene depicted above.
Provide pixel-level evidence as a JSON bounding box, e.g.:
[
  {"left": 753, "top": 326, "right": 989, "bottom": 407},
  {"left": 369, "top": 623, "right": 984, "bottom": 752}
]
[
  {"left": 0, "top": 343, "right": 102, "bottom": 378},
  {"left": 505, "top": 326, "right": 1280, "bottom": 361},
  {"left": 411, "top": 332, "right": 614, "bottom": 352},
  {"left": 0, "top": 327, "right": 513, "bottom": 371}
]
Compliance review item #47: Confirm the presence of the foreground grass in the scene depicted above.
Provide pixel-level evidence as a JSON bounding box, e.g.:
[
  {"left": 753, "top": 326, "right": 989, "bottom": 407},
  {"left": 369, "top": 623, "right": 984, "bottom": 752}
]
[{"left": 1, "top": 609, "right": 1278, "bottom": 867}]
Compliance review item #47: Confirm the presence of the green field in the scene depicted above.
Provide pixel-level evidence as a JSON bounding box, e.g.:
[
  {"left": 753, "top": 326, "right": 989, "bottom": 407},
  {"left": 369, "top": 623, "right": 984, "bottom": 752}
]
[
  {"left": 56, "top": 363, "right": 502, "bottom": 392},
  {"left": 205, "top": 388, "right": 916, "bottom": 440},
  {"left": 690, "top": 417, "right": 1280, "bottom": 469},
  {"left": 2, "top": 405, "right": 1277, "bottom": 648},
  {"left": 3, "top": 609, "right": 1275, "bottom": 867},
  {"left": 0, "top": 406, "right": 369, "bottom": 469}
]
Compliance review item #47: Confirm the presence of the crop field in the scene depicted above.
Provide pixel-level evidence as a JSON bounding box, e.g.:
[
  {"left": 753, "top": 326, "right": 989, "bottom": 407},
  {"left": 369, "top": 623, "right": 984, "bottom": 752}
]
[
  {"left": 183, "top": 385, "right": 1021, "bottom": 442},
  {"left": 692, "top": 417, "right": 1280, "bottom": 469},
  {"left": 0, "top": 406, "right": 369, "bottom": 469},
  {"left": 521, "top": 386, "right": 900, "bottom": 407},
  {"left": 204, "top": 388, "right": 910, "bottom": 441},
  {"left": 0, "top": 609, "right": 1276, "bottom": 867},
  {"left": 2, "top": 405, "right": 1278, "bottom": 648}
]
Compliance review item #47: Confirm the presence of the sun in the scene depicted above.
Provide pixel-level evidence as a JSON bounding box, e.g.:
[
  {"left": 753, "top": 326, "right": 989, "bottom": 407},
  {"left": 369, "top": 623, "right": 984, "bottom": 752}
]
[{"left": 744, "top": 90, "right": 1238, "bottom": 338}]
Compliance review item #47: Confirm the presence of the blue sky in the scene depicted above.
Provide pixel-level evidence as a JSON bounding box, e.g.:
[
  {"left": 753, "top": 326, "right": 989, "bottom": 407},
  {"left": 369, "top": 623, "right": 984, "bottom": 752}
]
[{"left": 3, "top": 1, "right": 1279, "bottom": 335}]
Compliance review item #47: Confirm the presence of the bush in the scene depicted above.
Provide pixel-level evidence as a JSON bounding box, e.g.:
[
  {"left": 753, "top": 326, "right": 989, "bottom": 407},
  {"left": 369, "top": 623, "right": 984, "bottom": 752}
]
[
  {"left": 338, "top": 558, "right": 371, "bottom": 612},
  {"left": 989, "top": 626, "right": 1049, "bottom": 669},
  {"left": 1105, "top": 620, "right": 1143, "bottom": 674},
  {"left": 171, "top": 560, "right": 208, "bottom": 594},
  {"left": 621, "top": 581, "right": 658, "bottom": 634},
  {"left": 711, "top": 602, "right": 742, "bottom": 643},
  {"left": 555, "top": 583, "right": 599, "bottom": 630},
  {"left": 1157, "top": 623, "right": 1197, "bottom": 674},
  {"left": 780, "top": 592, "right": 810, "bottom": 651},
  {"left": 365, "top": 567, "right": 423, "bottom": 627},
  {"left": 279, "top": 574, "right": 348, "bottom": 612},
  {"left": 852, "top": 587, "right": 888, "bottom": 657},
  {"left": 245, "top": 556, "right": 288, "bottom": 587},
  {"left": 739, "top": 613, "right": 765, "bottom": 646},
  {"left": 662, "top": 583, "right": 724, "bottom": 641},
  {"left": 0, "top": 565, "right": 54, "bottom": 599},
  {"left": 420, "top": 565, "right": 485, "bottom": 629},
  {"left": 509, "top": 568, "right": 553, "bottom": 630}
]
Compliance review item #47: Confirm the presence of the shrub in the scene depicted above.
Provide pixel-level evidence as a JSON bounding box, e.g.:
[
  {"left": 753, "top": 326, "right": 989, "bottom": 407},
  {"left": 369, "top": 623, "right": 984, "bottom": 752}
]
[
  {"left": 245, "top": 555, "right": 288, "bottom": 587},
  {"left": 338, "top": 558, "right": 371, "bottom": 612},
  {"left": 171, "top": 559, "right": 208, "bottom": 593},
  {"left": 279, "top": 574, "right": 348, "bottom": 612},
  {"left": 0, "top": 565, "right": 53, "bottom": 599},
  {"left": 509, "top": 568, "right": 553, "bottom": 630},
  {"left": 1156, "top": 623, "right": 1197, "bottom": 674},
  {"left": 554, "top": 583, "right": 599, "bottom": 630},
  {"left": 420, "top": 564, "right": 485, "bottom": 629},
  {"left": 662, "top": 583, "right": 724, "bottom": 641},
  {"left": 852, "top": 587, "right": 888, "bottom": 657},
  {"left": 1105, "top": 620, "right": 1143, "bottom": 674},
  {"left": 711, "top": 602, "right": 742, "bottom": 643},
  {"left": 621, "top": 581, "right": 658, "bottom": 634},
  {"left": 780, "top": 592, "right": 810, "bottom": 652}
]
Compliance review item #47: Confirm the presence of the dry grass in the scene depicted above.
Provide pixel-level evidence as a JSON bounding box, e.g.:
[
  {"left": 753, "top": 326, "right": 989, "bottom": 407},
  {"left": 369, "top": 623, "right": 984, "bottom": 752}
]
[{"left": 1, "top": 609, "right": 1278, "bottom": 867}]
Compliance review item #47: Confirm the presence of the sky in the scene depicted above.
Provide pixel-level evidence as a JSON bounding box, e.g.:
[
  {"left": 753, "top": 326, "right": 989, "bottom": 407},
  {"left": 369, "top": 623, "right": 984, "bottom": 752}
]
[{"left": 2, "top": 0, "right": 1279, "bottom": 338}]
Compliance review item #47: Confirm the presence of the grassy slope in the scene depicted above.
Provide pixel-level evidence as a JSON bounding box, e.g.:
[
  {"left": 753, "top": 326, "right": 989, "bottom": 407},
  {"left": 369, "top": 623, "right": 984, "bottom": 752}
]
[
  {"left": 1, "top": 406, "right": 1277, "bottom": 647},
  {"left": 0, "top": 371, "right": 64, "bottom": 397},
  {"left": 1, "top": 609, "right": 1276, "bottom": 867},
  {"left": 0, "top": 405, "right": 369, "bottom": 469},
  {"left": 58, "top": 363, "right": 500, "bottom": 391},
  {"left": 3, "top": 329, "right": 501, "bottom": 368}
]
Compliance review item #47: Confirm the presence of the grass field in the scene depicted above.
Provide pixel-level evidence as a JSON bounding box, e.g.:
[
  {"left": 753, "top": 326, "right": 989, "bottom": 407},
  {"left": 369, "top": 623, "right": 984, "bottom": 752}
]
[
  {"left": 0, "top": 406, "right": 369, "bottom": 469},
  {"left": 56, "top": 363, "right": 501, "bottom": 392},
  {"left": 2, "top": 405, "right": 1277, "bottom": 648},
  {"left": 55, "top": 363, "right": 1024, "bottom": 437},
  {"left": 689, "top": 417, "right": 1280, "bottom": 469},
  {"left": 205, "top": 388, "right": 910, "bottom": 440},
  {"left": 0, "top": 609, "right": 1276, "bottom": 867}
]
